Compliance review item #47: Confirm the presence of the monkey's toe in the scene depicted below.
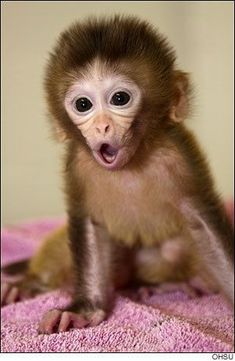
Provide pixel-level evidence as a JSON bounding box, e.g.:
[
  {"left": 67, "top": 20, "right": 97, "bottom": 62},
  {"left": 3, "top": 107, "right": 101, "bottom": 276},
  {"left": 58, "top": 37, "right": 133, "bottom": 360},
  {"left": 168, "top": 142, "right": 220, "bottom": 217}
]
[
  {"left": 137, "top": 282, "right": 204, "bottom": 301},
  {"left": 1, "top": 282, "right": 21, "bottom": 306},
  {"left": 1, "top": 280, "right": 40, "bottom": 306},
  {"left": 1, "top": 282, "right": 10, "bottom": 305},
  {"left": 188, "top": 276, "right": 218, "bottom": 296},
  {"left": 38, "top": 308, "right": 106, "bottom": 334},
  {"left": 137, "top": 286, "right": 156, "bottom": 300}
]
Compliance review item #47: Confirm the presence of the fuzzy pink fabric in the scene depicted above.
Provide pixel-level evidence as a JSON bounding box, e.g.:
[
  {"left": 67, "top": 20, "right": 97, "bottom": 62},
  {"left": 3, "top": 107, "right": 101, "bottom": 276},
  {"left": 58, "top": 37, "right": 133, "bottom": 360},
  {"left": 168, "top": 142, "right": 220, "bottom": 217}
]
[{"left": 1, "top": 217, "right": 234, "bottom": 352}]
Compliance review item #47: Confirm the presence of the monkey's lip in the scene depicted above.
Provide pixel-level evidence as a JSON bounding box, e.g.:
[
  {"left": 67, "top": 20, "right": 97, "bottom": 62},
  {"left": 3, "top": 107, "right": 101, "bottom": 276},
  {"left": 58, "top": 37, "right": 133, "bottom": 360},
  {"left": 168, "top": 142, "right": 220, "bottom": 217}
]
[{"left": 99, "top": 143, "right": 119, "bottom": 164}]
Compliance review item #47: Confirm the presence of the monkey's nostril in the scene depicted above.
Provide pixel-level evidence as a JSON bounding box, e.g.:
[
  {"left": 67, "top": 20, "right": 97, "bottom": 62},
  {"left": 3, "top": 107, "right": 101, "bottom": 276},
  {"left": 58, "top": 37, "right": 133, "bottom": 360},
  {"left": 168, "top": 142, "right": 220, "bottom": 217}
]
[{"left": 96, "top": 124, "right": 110, "bottom": 134}]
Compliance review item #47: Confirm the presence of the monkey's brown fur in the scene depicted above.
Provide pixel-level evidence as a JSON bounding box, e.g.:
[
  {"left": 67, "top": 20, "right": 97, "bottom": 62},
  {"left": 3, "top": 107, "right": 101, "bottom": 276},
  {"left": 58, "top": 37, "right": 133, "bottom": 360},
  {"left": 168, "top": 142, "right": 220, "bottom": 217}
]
[{"left": 2, "top": 15, "right": 233, "bottom": 334}]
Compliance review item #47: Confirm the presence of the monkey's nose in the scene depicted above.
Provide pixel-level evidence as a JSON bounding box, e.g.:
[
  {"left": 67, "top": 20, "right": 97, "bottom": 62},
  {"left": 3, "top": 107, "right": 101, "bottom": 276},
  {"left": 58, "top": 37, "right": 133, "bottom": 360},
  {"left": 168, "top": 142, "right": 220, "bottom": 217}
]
[{"left": 95, "top": 124, "right": 110, "bottom": 135}]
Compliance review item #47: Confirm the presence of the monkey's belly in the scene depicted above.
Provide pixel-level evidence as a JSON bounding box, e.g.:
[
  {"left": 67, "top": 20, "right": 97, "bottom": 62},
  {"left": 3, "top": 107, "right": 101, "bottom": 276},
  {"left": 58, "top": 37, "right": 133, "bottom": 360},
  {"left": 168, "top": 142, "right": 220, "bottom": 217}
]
[{"left": 88, "top": 198, "right": 185, "bottom": 247}]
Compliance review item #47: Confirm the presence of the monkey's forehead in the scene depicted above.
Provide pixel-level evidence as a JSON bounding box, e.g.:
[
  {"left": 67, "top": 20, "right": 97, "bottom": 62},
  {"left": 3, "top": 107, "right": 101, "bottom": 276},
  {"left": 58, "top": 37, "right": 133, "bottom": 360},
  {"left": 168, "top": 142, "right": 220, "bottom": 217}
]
[
  {"left": 50, "top": 15, "right": 176, "bottom": 69},
  {"left": 66, "top": 58, "right": 137, "bottom": 86}
]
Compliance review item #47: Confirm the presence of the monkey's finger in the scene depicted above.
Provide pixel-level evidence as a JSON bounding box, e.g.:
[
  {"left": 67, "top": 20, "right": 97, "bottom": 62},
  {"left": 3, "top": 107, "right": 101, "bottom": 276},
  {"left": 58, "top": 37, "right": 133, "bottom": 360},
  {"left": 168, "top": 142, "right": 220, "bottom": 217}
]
[
  {"left": 38, "top": 309, "right": 62, "bottom": 334},
  {"left": 58, "top": 312, "right": 73, "bottom": 333},
  {"left": 89, "top": 309, "right": 106, "bottom": 327},
  {"left": 58, "top": 311, "right": 89, "bottom": 332}
]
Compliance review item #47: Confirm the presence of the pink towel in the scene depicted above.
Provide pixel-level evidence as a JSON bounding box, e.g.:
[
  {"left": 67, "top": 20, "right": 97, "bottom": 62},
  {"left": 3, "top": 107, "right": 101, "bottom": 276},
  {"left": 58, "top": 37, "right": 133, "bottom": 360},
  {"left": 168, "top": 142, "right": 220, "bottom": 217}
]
[{"left": 1, "top": 218, "right": 234, "bottom": 352}]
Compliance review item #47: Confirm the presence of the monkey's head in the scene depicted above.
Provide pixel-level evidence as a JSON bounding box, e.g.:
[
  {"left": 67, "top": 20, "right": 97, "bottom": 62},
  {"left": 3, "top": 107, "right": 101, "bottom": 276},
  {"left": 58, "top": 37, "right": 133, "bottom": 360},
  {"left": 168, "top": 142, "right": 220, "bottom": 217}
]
[{"left": 45, "top": 15, "right": 191, "bottom": 170}]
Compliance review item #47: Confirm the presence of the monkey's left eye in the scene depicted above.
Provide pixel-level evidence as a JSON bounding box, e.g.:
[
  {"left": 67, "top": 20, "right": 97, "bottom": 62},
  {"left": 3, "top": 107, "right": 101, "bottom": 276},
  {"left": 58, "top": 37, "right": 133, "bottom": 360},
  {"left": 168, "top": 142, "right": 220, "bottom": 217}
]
[
  {"left": 110, "top": 92, "right": 130, "bottom": 106},
  {"left": 74, "top": 97, "right": 93, "bottom": 113}
]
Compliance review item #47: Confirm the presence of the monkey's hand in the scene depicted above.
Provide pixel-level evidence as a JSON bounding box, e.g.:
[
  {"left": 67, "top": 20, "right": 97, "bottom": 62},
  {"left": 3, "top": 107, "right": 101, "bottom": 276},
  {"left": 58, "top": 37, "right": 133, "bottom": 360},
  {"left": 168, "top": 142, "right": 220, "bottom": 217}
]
[{"left": 38, "top": 305, "right": 106, "bottom": 334}]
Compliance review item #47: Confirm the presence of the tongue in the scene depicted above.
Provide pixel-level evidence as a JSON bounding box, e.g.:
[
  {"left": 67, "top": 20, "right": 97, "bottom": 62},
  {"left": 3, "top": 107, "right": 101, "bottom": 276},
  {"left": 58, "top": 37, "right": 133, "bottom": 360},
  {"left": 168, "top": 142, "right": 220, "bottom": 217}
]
[{"left": 100, "top": 144, "right": 118, "bottom": 164}]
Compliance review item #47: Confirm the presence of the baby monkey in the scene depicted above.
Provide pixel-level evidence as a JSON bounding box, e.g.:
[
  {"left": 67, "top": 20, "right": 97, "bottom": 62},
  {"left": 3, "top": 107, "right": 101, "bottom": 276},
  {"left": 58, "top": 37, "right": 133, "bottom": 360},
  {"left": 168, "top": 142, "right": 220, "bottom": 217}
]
[{"left": 2, "top": 15, "right": 234, "bottom": 334}]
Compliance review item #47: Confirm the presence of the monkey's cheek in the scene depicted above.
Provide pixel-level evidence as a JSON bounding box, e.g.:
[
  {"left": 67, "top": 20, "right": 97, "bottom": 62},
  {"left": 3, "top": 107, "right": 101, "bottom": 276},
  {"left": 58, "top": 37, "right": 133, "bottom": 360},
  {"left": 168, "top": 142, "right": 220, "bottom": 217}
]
[{"left": 92, "top": 149, "right": 129, "bottom": 170}]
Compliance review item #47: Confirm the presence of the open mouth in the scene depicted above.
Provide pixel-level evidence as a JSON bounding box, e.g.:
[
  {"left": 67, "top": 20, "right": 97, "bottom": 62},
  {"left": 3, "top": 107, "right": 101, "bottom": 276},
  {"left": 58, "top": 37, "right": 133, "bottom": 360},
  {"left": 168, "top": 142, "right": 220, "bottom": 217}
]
[{"left": 99, "top": 143, "right": 119, "bottom": 164}]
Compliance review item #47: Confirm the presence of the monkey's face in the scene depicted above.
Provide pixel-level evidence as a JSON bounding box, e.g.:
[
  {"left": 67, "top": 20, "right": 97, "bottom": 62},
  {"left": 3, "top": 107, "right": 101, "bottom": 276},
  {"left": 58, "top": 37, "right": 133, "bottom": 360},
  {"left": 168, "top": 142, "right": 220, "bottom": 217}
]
[{"left": 64, "top": 61, "right": 143, "bottom": 170}]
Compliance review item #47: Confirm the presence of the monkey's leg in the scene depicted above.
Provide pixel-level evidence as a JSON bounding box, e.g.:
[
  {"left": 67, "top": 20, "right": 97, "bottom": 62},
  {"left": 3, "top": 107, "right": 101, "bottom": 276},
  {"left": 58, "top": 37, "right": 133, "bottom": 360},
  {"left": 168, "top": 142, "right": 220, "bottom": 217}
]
[
  {"left": 133, "top": 238, "right": 217, "bottom": 300},
  {"left": 181, "top": 204, "right": 234, "bottom": 305},
  {"left": 1, "top": 225, "right": 72, "bottom": 306},
  {"left": 38, "top": 217, "right": 113, "bottom": 334},
  {"left": 134, "top": 238, "right": 192, "bottom": 283}
]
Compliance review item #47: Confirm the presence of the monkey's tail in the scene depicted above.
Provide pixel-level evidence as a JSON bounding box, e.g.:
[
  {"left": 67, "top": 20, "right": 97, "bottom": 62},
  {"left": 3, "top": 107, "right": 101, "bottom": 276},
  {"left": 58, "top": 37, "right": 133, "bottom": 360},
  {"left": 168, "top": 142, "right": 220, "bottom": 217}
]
[{"left": 2, "top": 259, "right": 29, "bottom": 275}]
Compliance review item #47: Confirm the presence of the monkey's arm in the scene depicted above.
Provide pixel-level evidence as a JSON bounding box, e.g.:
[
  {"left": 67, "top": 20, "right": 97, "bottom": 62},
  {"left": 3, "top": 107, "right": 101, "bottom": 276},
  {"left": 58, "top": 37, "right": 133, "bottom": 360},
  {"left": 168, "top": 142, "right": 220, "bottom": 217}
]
[{"left": 38, "top": 213, "right": 113, "bottom": 334}]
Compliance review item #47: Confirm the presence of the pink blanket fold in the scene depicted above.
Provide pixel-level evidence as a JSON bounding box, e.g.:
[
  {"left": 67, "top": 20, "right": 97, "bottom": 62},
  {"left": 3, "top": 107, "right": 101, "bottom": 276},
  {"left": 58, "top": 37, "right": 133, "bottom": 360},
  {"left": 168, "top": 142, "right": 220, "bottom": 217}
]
[{"left": 1, "top": 218, "right": 234, "bottom": 352}]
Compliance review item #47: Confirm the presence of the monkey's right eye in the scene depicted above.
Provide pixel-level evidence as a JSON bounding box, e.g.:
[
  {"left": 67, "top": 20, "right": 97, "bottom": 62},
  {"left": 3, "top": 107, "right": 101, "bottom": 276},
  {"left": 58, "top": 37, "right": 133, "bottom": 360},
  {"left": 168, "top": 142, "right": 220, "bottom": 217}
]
[{"left": 74, "top": 97, "right": 93, "bottom": 113}]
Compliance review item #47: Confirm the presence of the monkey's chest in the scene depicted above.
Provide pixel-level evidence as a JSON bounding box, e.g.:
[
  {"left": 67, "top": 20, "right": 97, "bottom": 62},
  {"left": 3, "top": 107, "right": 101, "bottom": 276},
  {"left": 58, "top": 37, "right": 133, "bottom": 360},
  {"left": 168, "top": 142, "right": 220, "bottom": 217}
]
[{"left": 84, "top": 172, "right": 183, "bottom": 247}]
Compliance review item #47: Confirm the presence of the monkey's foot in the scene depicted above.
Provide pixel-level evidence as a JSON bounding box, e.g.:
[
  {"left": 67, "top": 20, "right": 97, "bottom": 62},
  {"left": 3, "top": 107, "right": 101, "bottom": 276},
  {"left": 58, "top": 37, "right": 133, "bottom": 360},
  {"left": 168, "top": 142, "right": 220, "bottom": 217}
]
[
  {"left": 38, "top": 308, "right": 106, "bottom": 334},
  {"left": 1, "top": 278, "right": 49, "bottom": 306},
  {"left": 136, "top": 284, "right": 193, "bottom": 301},
  {"left": 137, "top": 280, "right": 214, "bottom": 301}
]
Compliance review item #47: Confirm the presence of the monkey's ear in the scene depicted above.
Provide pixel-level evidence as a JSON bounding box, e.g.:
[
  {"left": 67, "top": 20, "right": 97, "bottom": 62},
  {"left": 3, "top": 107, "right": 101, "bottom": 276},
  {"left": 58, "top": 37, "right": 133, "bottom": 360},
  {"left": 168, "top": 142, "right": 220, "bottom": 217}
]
[
  {"left": 54, "top": 127, "right": 70, "bottom": 142},
  {"left": 48, "top": 114, "right": 70, "bottom": 142},
  {"left": 169, "top": 71, "right": 191, "bottom": 123}
]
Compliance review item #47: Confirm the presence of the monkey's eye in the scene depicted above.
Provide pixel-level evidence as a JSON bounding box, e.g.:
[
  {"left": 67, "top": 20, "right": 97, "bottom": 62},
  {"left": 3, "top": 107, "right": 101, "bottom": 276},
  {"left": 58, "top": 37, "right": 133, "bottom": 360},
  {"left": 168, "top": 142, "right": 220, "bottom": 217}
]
[
  {"left": 110, "top": 92, "right": 130, "bottom": 106},
  {"left": 75, "top": 97, "right": 93, "bottom": 113}
]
